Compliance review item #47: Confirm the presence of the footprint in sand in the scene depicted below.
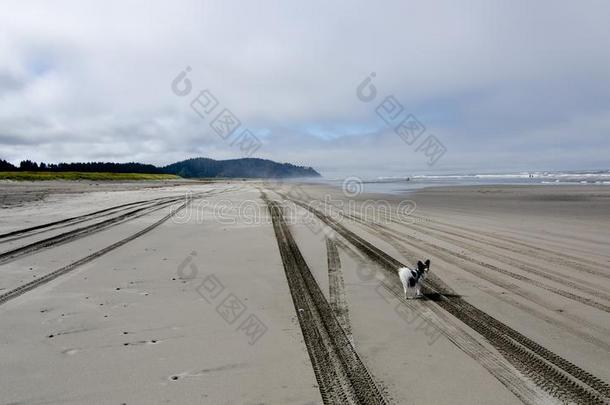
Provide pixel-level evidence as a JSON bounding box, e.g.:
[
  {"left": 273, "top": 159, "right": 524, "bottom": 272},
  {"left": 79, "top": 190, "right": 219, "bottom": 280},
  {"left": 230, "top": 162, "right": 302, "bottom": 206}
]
[{"left": 61, "top": 348, "right": 79, "bottom": 356}]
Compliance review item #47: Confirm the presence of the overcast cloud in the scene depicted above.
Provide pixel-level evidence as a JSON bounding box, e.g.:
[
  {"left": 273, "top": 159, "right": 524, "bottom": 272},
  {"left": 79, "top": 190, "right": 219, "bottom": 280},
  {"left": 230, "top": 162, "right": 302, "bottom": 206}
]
[{"left": 1, "top": 0, "right": 609, "bottom": 177}]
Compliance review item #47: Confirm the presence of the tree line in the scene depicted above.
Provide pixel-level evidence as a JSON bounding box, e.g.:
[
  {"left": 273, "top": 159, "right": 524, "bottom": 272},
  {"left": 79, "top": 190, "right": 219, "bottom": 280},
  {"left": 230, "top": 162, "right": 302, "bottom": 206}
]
[
  {"left": 0, "top": 157, "right": 321, "bottom": 178},
  {"left": 0, "top": 159, "right": 161, "bottom": 174}
]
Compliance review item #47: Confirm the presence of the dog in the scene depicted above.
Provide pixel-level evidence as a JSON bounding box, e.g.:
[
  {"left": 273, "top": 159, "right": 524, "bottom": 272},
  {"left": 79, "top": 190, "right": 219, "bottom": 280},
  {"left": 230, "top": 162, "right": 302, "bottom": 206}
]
[{"left": 398, "top": 259, "right": 430, "bottom": 299}]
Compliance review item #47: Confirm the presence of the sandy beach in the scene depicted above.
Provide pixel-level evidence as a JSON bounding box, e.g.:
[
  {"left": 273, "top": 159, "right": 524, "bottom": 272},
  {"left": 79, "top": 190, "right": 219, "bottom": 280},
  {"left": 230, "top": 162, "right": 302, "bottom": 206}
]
[{"left": 1, "top": 181, "right": 609, "bottom": 404}]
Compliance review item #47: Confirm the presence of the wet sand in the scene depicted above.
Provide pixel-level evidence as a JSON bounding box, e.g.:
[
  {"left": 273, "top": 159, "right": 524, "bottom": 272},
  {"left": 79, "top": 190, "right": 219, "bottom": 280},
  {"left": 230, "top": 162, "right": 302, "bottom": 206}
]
[{"left": 0, "top": 181, "right": 609, "bottom": 404}]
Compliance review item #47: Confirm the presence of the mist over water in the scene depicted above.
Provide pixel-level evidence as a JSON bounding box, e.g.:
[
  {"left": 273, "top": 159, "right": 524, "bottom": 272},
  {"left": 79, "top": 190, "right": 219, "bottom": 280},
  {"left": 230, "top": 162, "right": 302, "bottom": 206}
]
[{"left": 309, "top": 170, "right": 610, "bottom": 195}]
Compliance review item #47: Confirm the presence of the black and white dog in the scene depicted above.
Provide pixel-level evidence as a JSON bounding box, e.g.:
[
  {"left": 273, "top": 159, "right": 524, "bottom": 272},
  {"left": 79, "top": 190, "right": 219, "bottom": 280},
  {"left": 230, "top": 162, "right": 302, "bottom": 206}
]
[{"left": 398, "top": 260, "right": 430, "bottom": 299}]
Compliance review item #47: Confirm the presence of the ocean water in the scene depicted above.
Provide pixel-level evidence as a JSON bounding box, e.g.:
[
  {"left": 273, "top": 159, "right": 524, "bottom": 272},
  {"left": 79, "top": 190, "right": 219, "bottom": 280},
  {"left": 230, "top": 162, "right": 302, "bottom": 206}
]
[{"left": 310, "top": 170, "right": 610, "bottom": 195}]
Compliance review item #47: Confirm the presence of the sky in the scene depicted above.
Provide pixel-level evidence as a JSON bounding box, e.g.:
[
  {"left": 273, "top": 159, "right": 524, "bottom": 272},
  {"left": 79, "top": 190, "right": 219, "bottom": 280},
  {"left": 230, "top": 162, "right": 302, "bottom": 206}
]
[{"left": 1, "top": 0, "right": 609, "bottom": 177}]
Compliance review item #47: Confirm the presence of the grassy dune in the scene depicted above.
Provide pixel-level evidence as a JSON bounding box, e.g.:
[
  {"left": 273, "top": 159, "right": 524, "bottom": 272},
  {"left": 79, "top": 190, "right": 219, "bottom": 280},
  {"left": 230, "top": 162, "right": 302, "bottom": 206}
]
[{"left": 0, "top": 171, "right": 181, "bottom": 181}]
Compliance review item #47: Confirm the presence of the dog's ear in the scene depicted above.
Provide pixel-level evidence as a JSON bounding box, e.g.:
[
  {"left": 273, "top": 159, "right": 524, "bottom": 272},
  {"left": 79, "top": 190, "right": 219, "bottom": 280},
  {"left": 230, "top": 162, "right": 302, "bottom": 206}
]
[
  {"left": 417, "top": 261, "right": 425, "bottom": 271},
  {"left": 425, "top": 259, "right": 430, "bottom": 269}
]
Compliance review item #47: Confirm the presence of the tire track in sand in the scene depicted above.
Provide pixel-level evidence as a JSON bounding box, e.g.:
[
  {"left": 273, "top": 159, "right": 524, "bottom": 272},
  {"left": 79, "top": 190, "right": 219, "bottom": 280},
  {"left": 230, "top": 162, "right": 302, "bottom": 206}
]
[
  {"left": 283, "top": 194, "right": 610, "bottom": 404},
  {"left": 0, "top": 195, "right": 176, "bottom": 244},
  {"left": 0, "top": 200, "right": 190, "bottom": 305},
  {"left": 390, "top": 211, "right": 610, "bottom": 279},
  {"left": 264, "top": 194, "right": 387, "bottom": 405},
  {"left": 333, "top": 238, "right": 555, "bottom": 405},
  {"left": 0, "top": 196, "right": 185, "bottom": 265},
  {"left": 326, "top": 237, "right": 352, "bottom": 341},
  {"left": 348, "top": 210, "right": 610, "bottom": 350}
]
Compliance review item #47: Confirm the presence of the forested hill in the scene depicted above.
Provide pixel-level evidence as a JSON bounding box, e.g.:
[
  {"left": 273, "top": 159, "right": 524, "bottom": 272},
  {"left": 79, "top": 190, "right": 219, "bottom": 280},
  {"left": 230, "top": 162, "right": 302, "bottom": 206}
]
[
  {"left": 161, "top": 158, "right": 320, "bottom": 178},
  {"left": 1, "top": 157, "right": 321, "bottom": 179}
]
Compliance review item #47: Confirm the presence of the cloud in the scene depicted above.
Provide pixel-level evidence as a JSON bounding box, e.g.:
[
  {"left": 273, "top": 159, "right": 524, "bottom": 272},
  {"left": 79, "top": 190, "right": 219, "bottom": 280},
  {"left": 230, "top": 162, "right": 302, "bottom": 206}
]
[{"left": 1, "top": 0, "right": 609, "bottom": 176}]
